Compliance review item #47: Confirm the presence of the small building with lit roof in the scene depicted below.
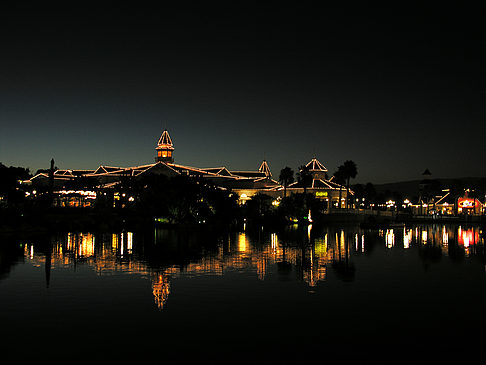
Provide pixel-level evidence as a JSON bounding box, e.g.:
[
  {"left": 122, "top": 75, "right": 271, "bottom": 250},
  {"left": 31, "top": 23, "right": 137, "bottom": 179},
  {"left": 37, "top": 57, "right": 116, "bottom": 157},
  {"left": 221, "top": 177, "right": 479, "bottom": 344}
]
[{"left": 285, "top": 157, "right": 352, "bottom": 211}]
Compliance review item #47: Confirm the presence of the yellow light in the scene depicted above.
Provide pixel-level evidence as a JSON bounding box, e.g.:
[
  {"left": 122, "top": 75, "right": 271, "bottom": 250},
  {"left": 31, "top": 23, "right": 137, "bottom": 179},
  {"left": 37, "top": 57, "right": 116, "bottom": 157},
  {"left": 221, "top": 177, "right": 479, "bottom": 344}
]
[
  {"left": 238, "top": 233, "right": 247, "bottom": 252},
  {"left": 385, "top": 229, "right": 394, "bottom": 248},
  {"left": 112, "top": 233, "right": 119, "bottom": 251},
  {"left": 314, "top": 236, "right": 328, "bottom": 257},
  {"left": 404, "top": 229, "right": 412, "bottom": 249},
  {"left": 442, "top": 226, "right": 448, "bottom": 244},
  {"left": 422, "top": 230, "right": 427, "bottom": 243},
  {"left": 78, "top": 233, "right": 95, "bottom": 257},
  {"left": 127, "top": 232, "right": 133, "bottom": 252},
  {"left": 271, "top": 233, "right": 278, "bottom": 251}
]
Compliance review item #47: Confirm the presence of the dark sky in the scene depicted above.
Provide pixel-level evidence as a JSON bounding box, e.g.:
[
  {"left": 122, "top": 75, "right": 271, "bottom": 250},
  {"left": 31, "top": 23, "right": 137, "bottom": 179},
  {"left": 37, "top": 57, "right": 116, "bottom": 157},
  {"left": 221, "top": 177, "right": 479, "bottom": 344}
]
[{"left": 0, "top": 4, "right": 483, "bottom": 183}]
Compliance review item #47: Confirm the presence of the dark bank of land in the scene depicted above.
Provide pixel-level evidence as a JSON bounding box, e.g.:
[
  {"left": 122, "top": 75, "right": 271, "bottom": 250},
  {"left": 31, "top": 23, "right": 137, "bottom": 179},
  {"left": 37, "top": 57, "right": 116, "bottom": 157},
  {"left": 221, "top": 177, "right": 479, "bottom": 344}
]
[
  {"left": 371, "top": 177, "right": 486, "bottom": 197},
  {"left": 1, "top": 205, "right": 484, "bottom": 243}
]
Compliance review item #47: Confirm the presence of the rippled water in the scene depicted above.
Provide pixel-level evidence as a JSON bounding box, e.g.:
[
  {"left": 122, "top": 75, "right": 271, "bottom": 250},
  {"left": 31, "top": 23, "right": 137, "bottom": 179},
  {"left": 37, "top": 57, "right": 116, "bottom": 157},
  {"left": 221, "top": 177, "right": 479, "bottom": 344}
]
[{"left": 0, "top": 223, "right": 484, "bottom": 363}]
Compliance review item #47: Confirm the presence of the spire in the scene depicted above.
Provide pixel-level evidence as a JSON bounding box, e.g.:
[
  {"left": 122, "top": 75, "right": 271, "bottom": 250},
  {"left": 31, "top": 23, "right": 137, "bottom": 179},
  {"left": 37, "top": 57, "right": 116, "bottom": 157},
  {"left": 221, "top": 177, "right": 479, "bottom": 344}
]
[
  {"left": 305, "top": 157, "right": 328, "bottom": 180},
  {"left": 156, "top": 129, "right": 175, "bottom": 163},
  {"left": 157, "top": 129, "right": 174, "bottom": 149},
  {"left": 258, "top": 160, "right": 272, "bottom": 178},
  {"left": 305, "top": 157, "right": 328, "bottom": 172}
]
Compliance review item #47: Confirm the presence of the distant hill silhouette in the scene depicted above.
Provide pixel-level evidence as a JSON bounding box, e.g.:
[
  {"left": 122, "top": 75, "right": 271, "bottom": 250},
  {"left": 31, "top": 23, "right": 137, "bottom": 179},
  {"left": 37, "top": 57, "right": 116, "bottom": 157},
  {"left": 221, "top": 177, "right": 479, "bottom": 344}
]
[{"left": 357, "top": 177, "right": 486, "bottom": 198}]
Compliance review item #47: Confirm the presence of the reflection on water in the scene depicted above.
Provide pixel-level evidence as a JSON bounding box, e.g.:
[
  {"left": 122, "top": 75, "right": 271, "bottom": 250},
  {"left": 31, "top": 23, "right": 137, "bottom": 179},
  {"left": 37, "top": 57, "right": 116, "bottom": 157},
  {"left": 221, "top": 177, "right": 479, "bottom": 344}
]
[
  {"left": 1, "top": 223, "right": 484, "bottom": 363},
  {"left": 17, "top": 224, "right": 485, "bottom": 310}
]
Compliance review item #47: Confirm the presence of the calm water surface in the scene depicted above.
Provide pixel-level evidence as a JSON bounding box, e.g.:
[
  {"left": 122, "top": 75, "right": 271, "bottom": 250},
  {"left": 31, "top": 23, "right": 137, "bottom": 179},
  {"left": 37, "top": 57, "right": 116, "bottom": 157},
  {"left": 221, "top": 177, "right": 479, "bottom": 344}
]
[{"left": 1, "top": 224, "right": 484, "bottom": 363}]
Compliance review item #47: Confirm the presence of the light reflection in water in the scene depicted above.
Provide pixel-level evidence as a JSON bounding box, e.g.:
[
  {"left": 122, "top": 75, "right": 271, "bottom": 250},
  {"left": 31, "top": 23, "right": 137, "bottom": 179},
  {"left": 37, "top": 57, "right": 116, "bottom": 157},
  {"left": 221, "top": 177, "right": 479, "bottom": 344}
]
[
  {"left": 314, "top": 235, "right": 328, "bottom": 257},
  {"left": 457, "top": 226, "right": 480, "bottom": 256},
  {"left": 152, "top": 273, "right": 171, "bottom": 309},
  {"left": 127, "top": 232, "right": 133, "bottom": 252},
  {"left": 21, "top": 224, "right": 484, "bottom": 310},
  {"left": 271, "top": 233, "right": 278, "bottom": 253},
  {"left": 404, "top": 229, "right": 412, "bottom": 249},
  {"left": 442, "top": 226, "right": 449, "bottom": 245},
  {"left": 238, "top": 232, "right": 248, "bottom": 252},
  {"left": 421, "top": 230, "right": 428, "bottom": 243},
  {"left": 112, "top": 233, "right": 119, "bottom": 253},
  {"left": 385, "top": 229, "right": 395, "bottom": 248}
]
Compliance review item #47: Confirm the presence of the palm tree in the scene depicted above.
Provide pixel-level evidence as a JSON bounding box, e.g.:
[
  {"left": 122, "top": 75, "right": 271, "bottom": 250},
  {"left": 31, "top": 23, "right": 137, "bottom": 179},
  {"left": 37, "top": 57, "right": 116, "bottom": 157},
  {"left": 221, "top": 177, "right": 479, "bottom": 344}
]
[
  {"left": 297, "top": 165, "right": 312, "bottom": 196},
  {"left": 279, "top": 167, "right": 294, "bottom": 198},
  {"left": 333, "top": 166, "right": 346, "bottom": 209},
  {"left": 342, "top": 160, "right": 358, "bottom": 209}
]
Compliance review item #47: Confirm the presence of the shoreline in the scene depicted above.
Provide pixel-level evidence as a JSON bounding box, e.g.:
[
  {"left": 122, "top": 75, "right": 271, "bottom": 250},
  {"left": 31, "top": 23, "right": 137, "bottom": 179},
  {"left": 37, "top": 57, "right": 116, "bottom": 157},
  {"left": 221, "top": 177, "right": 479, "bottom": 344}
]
[{"left": 1, "top": 209, "right": 484, "bottom": 238}]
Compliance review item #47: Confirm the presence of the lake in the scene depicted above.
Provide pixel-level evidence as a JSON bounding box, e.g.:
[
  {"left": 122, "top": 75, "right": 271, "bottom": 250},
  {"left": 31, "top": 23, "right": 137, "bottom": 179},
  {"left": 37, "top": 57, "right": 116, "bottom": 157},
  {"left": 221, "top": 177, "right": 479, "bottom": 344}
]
[{"left": 0, "top": 223, "right": 484, "bottom": 363}]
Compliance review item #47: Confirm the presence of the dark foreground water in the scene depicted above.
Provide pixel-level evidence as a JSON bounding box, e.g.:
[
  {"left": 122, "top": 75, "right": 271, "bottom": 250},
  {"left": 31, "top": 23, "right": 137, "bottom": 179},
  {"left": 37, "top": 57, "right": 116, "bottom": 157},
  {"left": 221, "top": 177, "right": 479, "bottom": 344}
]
[{"left": 0, "top": 223, "right": 484, "bottom": 363}]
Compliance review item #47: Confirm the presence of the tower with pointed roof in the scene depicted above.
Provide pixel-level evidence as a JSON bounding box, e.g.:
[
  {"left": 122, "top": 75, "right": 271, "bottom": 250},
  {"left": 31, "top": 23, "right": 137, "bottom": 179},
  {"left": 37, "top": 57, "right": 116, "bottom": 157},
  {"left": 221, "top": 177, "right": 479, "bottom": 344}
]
[
  {"left": 156, "top": 129, "right": 174, "bottom": 163},
  {"left": 258, "top": 160, "right": 272, "bottom": 178},
  {"left": 305, "top": 157, "right": 328, "bottom": 180}
]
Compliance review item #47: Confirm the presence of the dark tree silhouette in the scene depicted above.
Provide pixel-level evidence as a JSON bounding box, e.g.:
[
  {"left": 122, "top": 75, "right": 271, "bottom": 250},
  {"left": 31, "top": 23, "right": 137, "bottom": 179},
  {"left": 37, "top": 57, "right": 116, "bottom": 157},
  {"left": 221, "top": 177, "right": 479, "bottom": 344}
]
[
  {"left": 278, "top": 167, "right": 294, "bottom": 198},
  {"left": 297, "top": 165, "right": 312, "bottom": 196},
  {"left": 364, "top": 182, "right": 376, "bottom": 206},
  {"left": 0, "top": 163, "right": 32, "bottom": 207},
  {"left": 339, "top": 160, "right": 358, "bottom": 209},
  {"left": 333, "top": 166, "right": 346, "bottom": 209},
  {"left": 353, "top": 183, "right": 365, "bottom": 207}
]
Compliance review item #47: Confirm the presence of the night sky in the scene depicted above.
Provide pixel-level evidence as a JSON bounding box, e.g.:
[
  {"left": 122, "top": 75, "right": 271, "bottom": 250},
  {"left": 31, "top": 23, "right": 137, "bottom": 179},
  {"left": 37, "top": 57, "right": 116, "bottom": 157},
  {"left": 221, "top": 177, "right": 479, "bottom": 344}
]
[{"left": 0, "top": 4, "right": 483, "bottom": 183}]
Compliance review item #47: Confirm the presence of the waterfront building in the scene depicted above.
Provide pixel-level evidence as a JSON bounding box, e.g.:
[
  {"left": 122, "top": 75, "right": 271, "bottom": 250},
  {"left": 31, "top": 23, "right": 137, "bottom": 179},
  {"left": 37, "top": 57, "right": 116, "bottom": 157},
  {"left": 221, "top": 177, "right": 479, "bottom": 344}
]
[
  {"left": 24, "top": 129, "right": 350, "bottom": 208},
  {"left": 286, "top": 157, "right": 352, "bottom": 210},
  {"left": 411, "top": 188, "right": 485, "bottom": 216},
  {"left": 434, "top": 190, "right": 456, "bottom": 215}
]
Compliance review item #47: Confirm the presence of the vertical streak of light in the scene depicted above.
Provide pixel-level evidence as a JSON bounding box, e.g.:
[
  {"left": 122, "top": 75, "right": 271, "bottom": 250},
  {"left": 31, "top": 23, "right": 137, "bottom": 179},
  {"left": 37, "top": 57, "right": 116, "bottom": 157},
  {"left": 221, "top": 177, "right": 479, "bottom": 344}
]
[
  {"left": 127, "top": 232, "right": 133, "bottom": 252},
  {"left": 121, "top": 232, "right": 124, "bottom": 257}
]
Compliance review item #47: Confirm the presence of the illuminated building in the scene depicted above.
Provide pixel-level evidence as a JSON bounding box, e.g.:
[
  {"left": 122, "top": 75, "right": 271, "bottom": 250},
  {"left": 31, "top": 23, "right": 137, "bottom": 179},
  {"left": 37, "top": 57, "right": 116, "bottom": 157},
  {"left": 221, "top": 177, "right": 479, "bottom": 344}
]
[
  {"left": 411, "top": 188, "right": 485, "bottom": 217},
  {"left": 155, "top": 129, "right": 174, "bottom": 163},
  {"left": 433, "top": 190, "right": 456, "bottom": 215},
  {"left": 285, "top": 157, "right": 352, "bottom": 210},
  {"left": 24, "top": 129, "right": 349, "bottom": 206}
]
